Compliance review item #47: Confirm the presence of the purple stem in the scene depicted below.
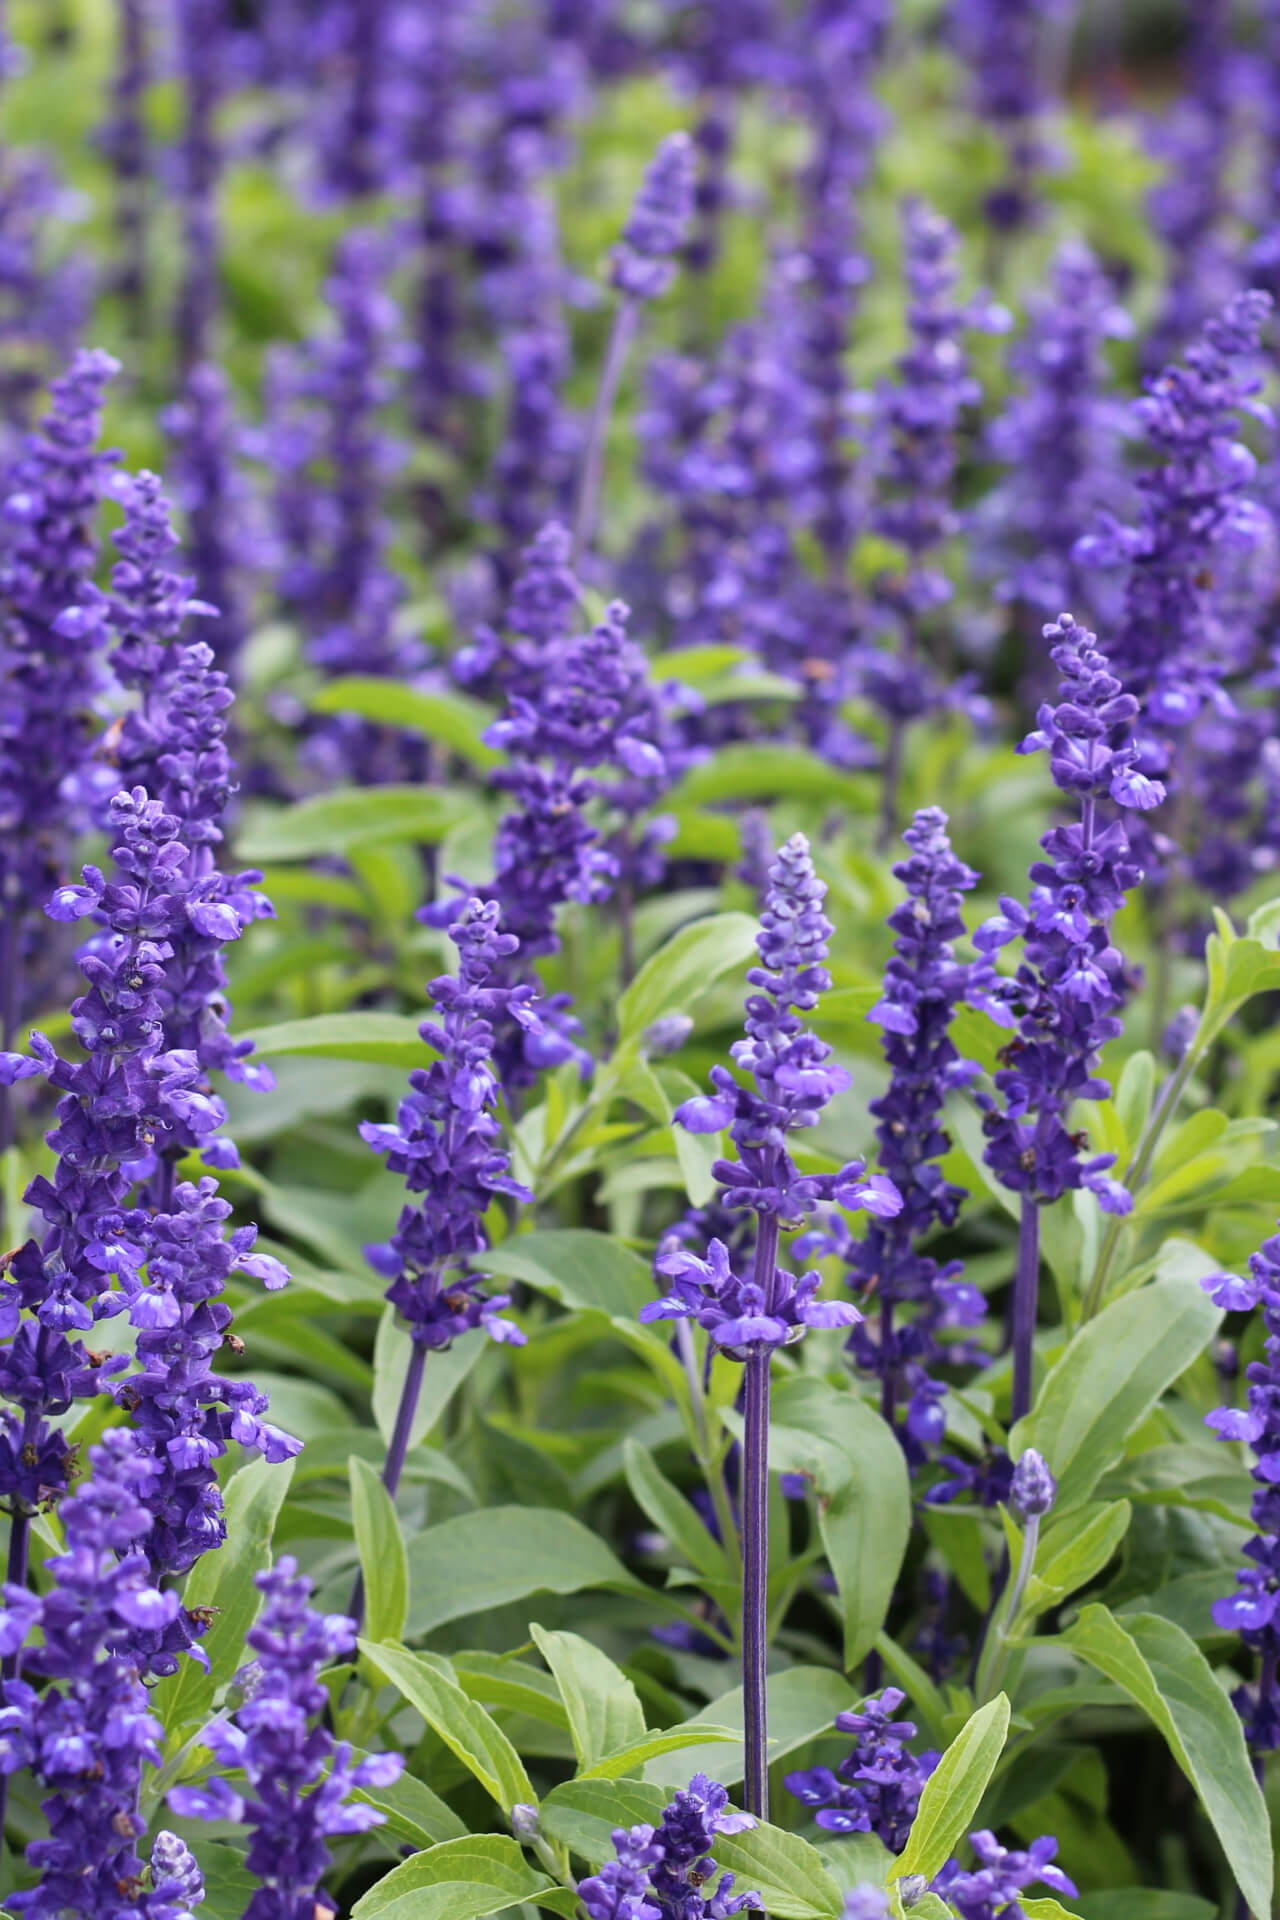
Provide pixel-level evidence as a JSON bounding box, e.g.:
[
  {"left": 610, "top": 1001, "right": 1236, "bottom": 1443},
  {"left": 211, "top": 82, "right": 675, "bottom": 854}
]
[
  {"left": 349, "top": 1338, "right": 426, "bottom": 1632},
  {"left": 879, "top": 1297, "right": 896, "bottom": 1427},
  {"left": 0, "top": 905, "right": 21, "bottom": 1164},
  {"left": 741, "top": 1207, "right": 780, "bottom": 1820},
  {"left": 572, "top": 296, "right": 639, "bottom": 561},
  {"left": 1011, "top": 1197, "right": 1041, "bottom": 1423}
]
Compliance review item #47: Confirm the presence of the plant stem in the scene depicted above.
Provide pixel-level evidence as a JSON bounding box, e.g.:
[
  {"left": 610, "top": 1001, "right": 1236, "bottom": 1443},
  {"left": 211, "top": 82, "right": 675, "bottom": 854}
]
[
  {"left": 572, "top": 297, "right": 638, "bottom": 562},
  {"left": 741, "top": 1208, "right": 779, "bottom": 1820},
  {"left": 675, "top": 1320, "right": 740, "bottom": 1570},
  {"left": 975, "top": 1511, "right": 1041, "bottom": 1705},
  {"left": 879, "top": 1298, "right": 895, "bottom": 1428},
  {"left": 1080, "top": 1044, "right": 1198, "bottom": 1322},
  {"left": 1011, "top": 1198, "right": 1040, "bottom": 1424}
]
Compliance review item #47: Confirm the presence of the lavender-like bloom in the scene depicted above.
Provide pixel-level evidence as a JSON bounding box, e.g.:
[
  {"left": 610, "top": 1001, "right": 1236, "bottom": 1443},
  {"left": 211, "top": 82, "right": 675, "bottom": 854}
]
[
  {"left": 1009, "top": 1446, "right": 1057, "bottom": 1519},
  {"left": 983, "top": 241, "right": 1132, "bottom": 622},
  {"left": 0, "top": 1431, "right": 181, "bottom": 1919},
  {"left": 0, "top": 349, "right": 119, "bottom": 1063},
  {"left": 975, "top": 615, "right": 1162, "bottom": 1419},
  {"left": 162, "top": 362, "right": 254, "bottom": 674},
  {"left": 949, "top": 0, "right": 1075, "bottom": 233},
  {"left": 454, "top": 520, "right": 581, "bottom": 704},
  {"left": 169, "top": 1557, "right": 404, "bottom": 1918},
  {"left": 148, "top": 1831, "right": 205, "bottom": 1920},
  {"left": 360, "top": 900, "right": 533, "bottom": 1507},
  {"left": 786, "top": 1689, "right": 939, "bottom": 1850},
  {"left": 933, "top": 1831, "right": 1078, "bottom": 1918},
  {"left": 662, "top": 835, "right": 901, "bottom": 1819},
  {"left": 174, "top": 0, "right": 224, "bottom": 371},
  {"left": 580, "top": 1775, "right": 759, "bottom": 1920},
  {"left": 574, "top": 133, "right": 697, "bottom": 558},
  {"left": 796, "top": 809, "right": 987, "bottom": 1460},
  {"left": 864, "top": 202, "right": 1008, "bottom": 846},
  {"left": 1203, "top": 1239, "right": 1280, "bottom": 1750},
  {"left": 101, "top": 0, "right": 151, "bottom": 334}
]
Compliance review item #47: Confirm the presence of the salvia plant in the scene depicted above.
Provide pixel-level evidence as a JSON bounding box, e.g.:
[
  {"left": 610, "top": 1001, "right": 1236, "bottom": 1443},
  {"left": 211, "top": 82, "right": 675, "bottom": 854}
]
[{"left": 1, "top": 4, "right": 1280, "bottom": 1920}]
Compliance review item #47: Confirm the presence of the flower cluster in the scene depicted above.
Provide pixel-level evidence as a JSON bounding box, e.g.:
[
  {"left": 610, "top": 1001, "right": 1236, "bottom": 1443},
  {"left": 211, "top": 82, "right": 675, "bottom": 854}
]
[
  {"left": 579, "top": 1774, "right": 760, "bottom": 1920},
  {"left": 0, "top": 1431, "right": 189, "bottom": 1920},
  {"left": 1204, "top": 1233, "right": 1280, "bottom": 1749},
  {"left": 975, "top": 615, "right": 1162, "bottom": 1210},
  {"left": 797, "top": 809, "right": 987, "bottom": 1458},
  {"left": 169, "top": 1557, "right": 404, "bottom": 1917},
  {"left": 361, "top": 898, "right": 534, "bottom": 1350},
  {"left": 162, "top": 361, "right": 255, "bottom": 672},
  {"left": 950, "top": 0, "right": 1073, "bottom": 232},
  {"left": 785, "top": 1688, "right": 939, "bottom": 1851},
  {"left": 934, "top": 1831, "right": 1078, "bottom": 1919},
  {"left": 611, "top": 133, "right": 698, "bottom": 301}
]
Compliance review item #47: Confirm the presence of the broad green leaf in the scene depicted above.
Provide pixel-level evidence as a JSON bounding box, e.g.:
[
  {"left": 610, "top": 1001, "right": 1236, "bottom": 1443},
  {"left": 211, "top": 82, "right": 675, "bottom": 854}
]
[
  {"left": 672, "top": 743, "right": 871, "bottom": 810},
  {"left": 155, "top": 1455, "right": 294, "bottom": 1741},
  {"left": 894, "top": 1695, "right": 1011, "bottom": 1884},
  {"left": 191, "top": 1846, "right": 257, "bottom": 1920},
  {"left": 351, "top": 1834, "right": 552, "bottom": 1920},
  {"left": 405, "top": 1507, "right": 643, "bottom": 1635},
  {"left": 650, "top": 643, "right": 753, "bottom": 683},
  {"left": 373, "top": 1313, "right": 486, "bottom": 1452},
  {"left": 1098, "top": 1445, "right": 1253, "bottom": 1528},
  {"left": 1062, "top": 1606, "right": 1271, "bottom": 1917},
  {"left": 357, "top": 1641, "right": 534, "bottom": 1812},
  {"left": 349, "top": 1747, "right": 468, "bottom": 1845},
  {"left": 1016, "top": 1275, "right": 1221, "bottom": 1511},
  {"left": 1075, "top": 1895, "right": 1213, "bottom": 1920},
  {"left": 530, "top": 1624, "right": 646, "bottom": 1769},
  {"left": 310, "top": 676, "right": 501, "bottom": 768},
  {"left": 482, "top": 1229, "right": 655, "bottom": 1320},
  {"left": 580, "top": 1723, "right": 739, "bottom": 1780},
  {"left": 813, "top": 1833, "right": 894, "bottom": 1894},
  {"left": 1023, "top": 1501, "right": 1131, "bottom": 1617},
  {"left": 711, "top": 1822, "right": 845, "bottom": 1920},
  {"left": 645, "top": 1667, "right": 856, "bottom": 1789},
  {"left": 623, "top": 1437, "right": 731, "bottom": 1582},
  {"left": 238, "top": 785, "right": 468, "bottom": 862},
  {"left": 242, "top": 1011, "right": 427, "bottom": 1067},
  {"left": 769, "top": 1376, "right": 910, "bottom": 1666},
  {"left": 349, "top": 1456, "right": 409, "bottom": 1645},
  {"left": 540, "top": 1777, "right": 667, "bottom": 1863},
  {"left": 616, "top": 912, "right": 760, "bottom": 1044},
  {"left": 453, "top": 1651, "right": 571, "bottom": 1729}
]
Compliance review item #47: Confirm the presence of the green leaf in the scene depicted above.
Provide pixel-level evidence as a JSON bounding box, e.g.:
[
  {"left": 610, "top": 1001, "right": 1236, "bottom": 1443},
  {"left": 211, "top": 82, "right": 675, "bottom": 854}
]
[
  {"left": 644, "top": 1667, "right": 857, "bottom": 1789},
  {"left": 580, "top": 1723, "right": 739, "bottom": 1780},
  {"left": 404, "top": 1507, "right": 643, "bottom": 1636},
  {"left": 310, "top": 676, "right": 501, "bottom": 768},
  {"left": 615, "top": 912, "right": 760, "bottom": 1045},
  {"left": 357, "top": 1641, "right": 535, "bottom": 1812},
  {"left": 155, "top": 1455, "right": 295, "bottom": 1740},
  {"left": 1075, "top": 1895, "right": 1214, "bottom": 1920},
  {"left": 1062, "top": 1606, "right": 1271, "bottom": 1917},
  {"left": 530, "top": 1623, "right": 646, "bottom": 1770},
  {"left": 349, "top": 1456, "right": 409, "bottom": 1645},
  {"left": 242, "top": 1011, "right": 428, "bottom": 1067},
  {"left": 453, "top": 1651, "right": 571, "bottom": 1729},
  {"left": 540, "top": 1777, "right": 667, "bottom": 1864},
  {"left": 769, "top": 1377, "right": 911, "bottom": 1667},
  {"left": 482, "top": 1229, "right": 656, "bottom": 1320},
  {"left": 672, "top": 743, "right": 870, "bottom": 810},
  {"left": 373, "top": 1313, "right": 486, "bottom": 1452},
  {"left": 710, "top": 1822, "right": 845, "bottom": 1920},
  {"left": 1023, "top": 1501, "right": 1131, "bottom": 1616},
  {"left": 894, "top": 1695, "right": 1011, "bottom": 1885},
  {"left": 1098, "top": 1445, "right": 1253, "bottom": 1528},
  {"left": 238, "top": 785, "right": 468, "bottom": 862},
  {"left": 1016, "top": 1275, "right": 1221, "bottom": 1511},
  {"left": 623, "top": 1437, "right": 731, "bottom": 1582},
  {"left": 349, "top": 1748, "right": 468, "bottom": 1846},
  {"left": 350, "top": 1834, "right": 553, "bottom": 1920}
]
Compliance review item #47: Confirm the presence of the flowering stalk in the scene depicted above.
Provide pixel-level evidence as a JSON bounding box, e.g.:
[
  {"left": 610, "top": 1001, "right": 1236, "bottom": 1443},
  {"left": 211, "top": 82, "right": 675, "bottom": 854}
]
[
  {"left": 572, "top": 133, "right": 696, "bottom": 560},
  {"left": 649, "top": 834, "right": 900, "bottom": 1814},
  {"left": 785, "top": 1688, "right": 939, "bottom": 1845},
  {"left": 169, "top": 1556, "right": 404, "bottom": 1916},
  {"left": 934, "top": 1829, "right": 1077, "bottom": 1917},
  {"left": 102, "top": 0, "right": 150, "bottom": 336},
  {"left": 174, "top": 0, "right": 223, "bottom": 372},
  {"left": 579, "top": 1774, "right": 759, "bottom": 1920},
  {"left": 974, "top": 1447, "right": 1057, "bottom": 1702}
]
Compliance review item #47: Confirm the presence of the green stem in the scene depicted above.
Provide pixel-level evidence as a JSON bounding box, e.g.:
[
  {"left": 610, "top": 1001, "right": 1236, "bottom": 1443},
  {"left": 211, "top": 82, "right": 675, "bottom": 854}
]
[
  {"left": 1080, "top": 1045, "right": 1199, "bottom": 1322},
  {"left": 975, "top": 1513, "right": 1041, "bottom": 1705}
]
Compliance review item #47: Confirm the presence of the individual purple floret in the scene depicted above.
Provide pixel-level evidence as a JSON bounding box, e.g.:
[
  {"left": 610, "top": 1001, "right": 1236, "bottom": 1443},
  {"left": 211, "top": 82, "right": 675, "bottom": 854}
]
[
  {"left": 797, "top": 809, "right": 987, "bottom": 1461},
  {"left": 975, "top": 614, "right": 1162, "bottom": 1417},
  {"left": 1203, "top": 1235, "right": 1280, "bottom": 1749},
  {"left": 785, "top": 1688, "right": 940, "bottom": 1851},
  {"left": 863, "top": 201, "right": 1008, "bottom": 845},
  {"left": 580, "top": 1775, "right": 760, "bottom": 1920},
  {"left": 169, "top": 1557, "right": 404, "bottom": 1919},
  {"left": 933, "top": 1830, "right": 1078, "bottom": 1919},
  {"left": 0, "top": 1431, "right": 180, "bottom": 1920},
  {"left": 983, "top": 240, "right": 1132, "bottom": 623},
  {"left": 611, "top": 132, "right": 698, "bottom": 302},
  {"left": 0, "top": 349, "right": 119, "bottom": 1061}
]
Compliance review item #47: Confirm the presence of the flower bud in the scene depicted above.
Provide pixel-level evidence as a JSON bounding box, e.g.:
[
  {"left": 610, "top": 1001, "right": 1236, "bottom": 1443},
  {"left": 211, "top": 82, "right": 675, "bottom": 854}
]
[
  {"left": 511, "top": 1804, "right": 541, "bottom": 1843},
  {"left": 1010, "top": 1447, "right": 1057, "bottom": 1519},
  {"left": 643, "top": 1013, "right": 694, "bottom": 1057}
]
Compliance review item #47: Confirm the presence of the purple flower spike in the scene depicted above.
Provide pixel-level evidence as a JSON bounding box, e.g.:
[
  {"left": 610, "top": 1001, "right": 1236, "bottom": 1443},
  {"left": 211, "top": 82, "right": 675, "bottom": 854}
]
[
  {"left": 580, "top": 1775, "right": 760, "bottom": 1920},
  {"left": 611, "top": 134, "right": 698, "bottom": 302},
  {"left": 934, "top": 1830, "right": 1078, "bottom": 1919},
  {"left": 169, "top": 1556, "right": 404, "bottom": 1918},
  {"left": 785, "top": 1689, "right": 939, "bottom": 1852}
]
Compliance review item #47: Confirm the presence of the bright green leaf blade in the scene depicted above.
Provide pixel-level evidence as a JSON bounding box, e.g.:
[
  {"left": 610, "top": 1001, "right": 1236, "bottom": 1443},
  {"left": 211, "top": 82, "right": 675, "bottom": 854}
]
[
  {"left": 1016, "top": 1275, "right": 1221, "bottom": 1511},
  {"left": 580, "top": 1723, "right": 739, "bottom": 1780},
  {"left": 1061, "top": 1606, "right": 1271, "bottom": 1917},
  {"left": 238, "top": 785, "right": 468, "bottom": 862},
  {"left": 1023, "top": 1501, "right": 1131, "bottom": 1616},
  {"left": 529, "top": 1623, "right": 646, "bottom": 1770},
  {"left": 711, "top": 1822, "right": 845, "bottom": 1920},
  {"left": 373, "top": 1312, "right": 486, "bottom": 1453},
  {"left": 540, "top": 1777, "right": 667, "bottom": 1864},
  {"left": 242, "top": 1011, "right": 427, "bottom": 1067},
  {"left": 349, "top": 1456, "right": 409, "bottom": 1645},
  {"left": 623, "top": 1437, "right": 731, "bottom": 1583},
  {"left": 894, "top": 1694, "right": 1011, "bottom": 1885},
  {"left": 453, "top": 1651, "right": 571, "bottom": 1729},
  {"left": 357, "top": 1641, "right": 535, "bottom": 1813},
  {"left": 644, "top": 1667, "right": 856, "bottom": 1788},
  {"left": 351, "top": 1834, "right": 552, "bottom": 1920},
  {"left": 310, "top": 676, "right": 501, "bottom": 768},
  {"left": 482, "top": 1229, "right": 655, "bottom": 1319},
  {"left": 616, "top": 912, "right": 760, "bottom": 1043},
  {"left": 349, "top": 1748, "right": 468, "bottom": 1846},
  {"left": 404, "top": 1507, "right": 643, "bottom": 1636}
]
